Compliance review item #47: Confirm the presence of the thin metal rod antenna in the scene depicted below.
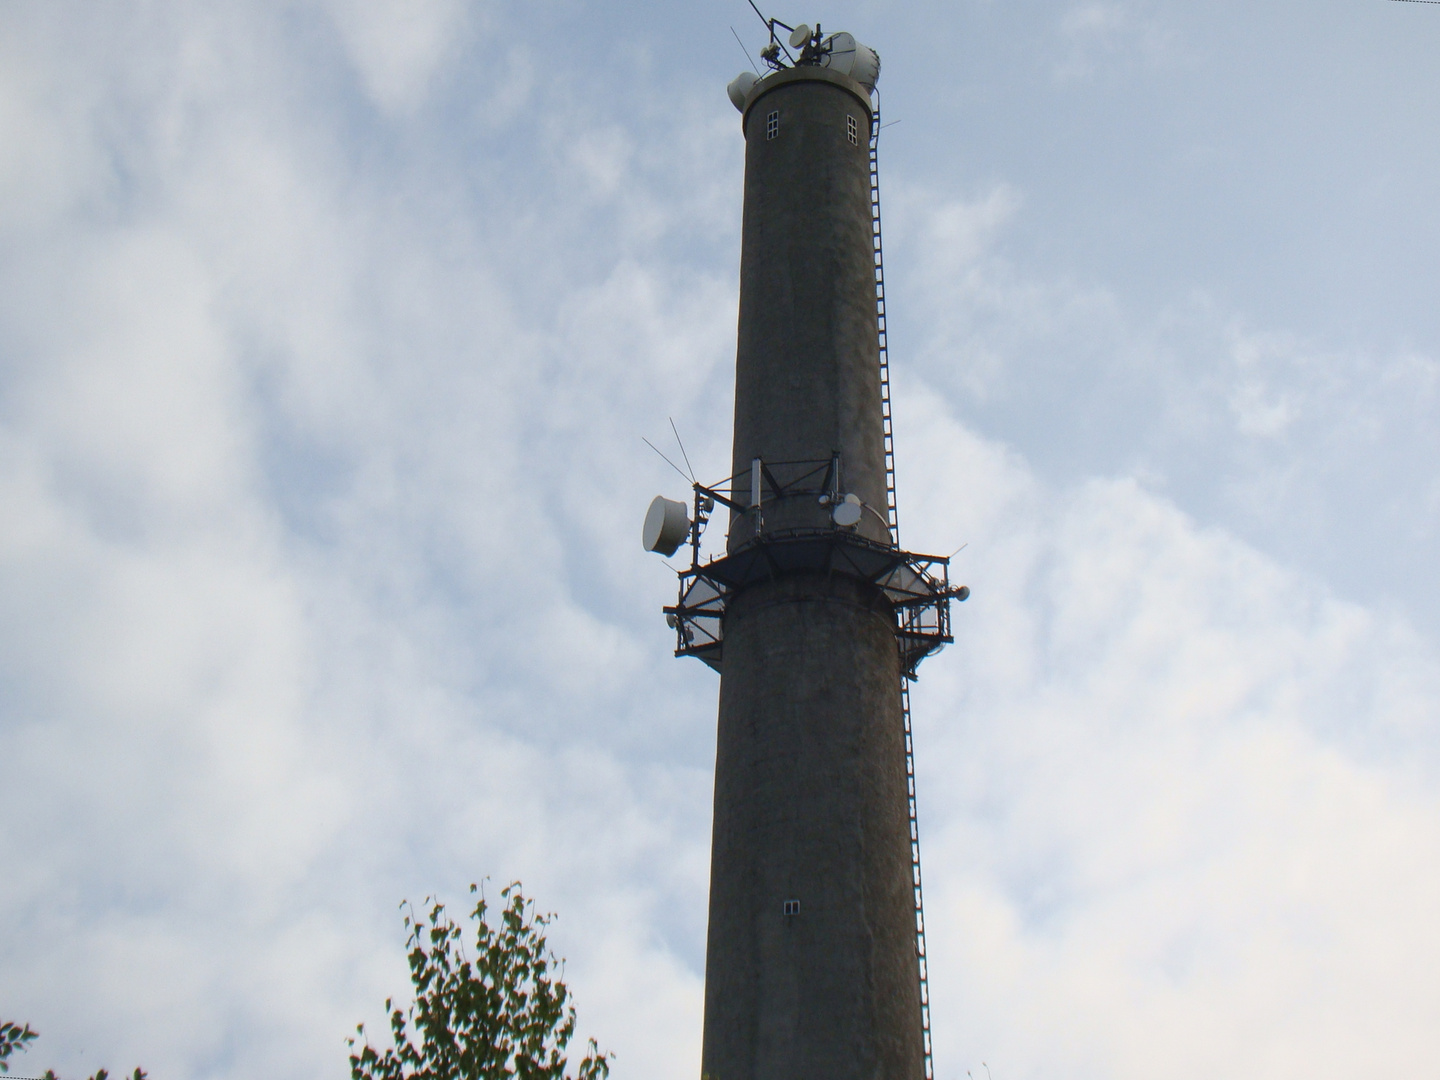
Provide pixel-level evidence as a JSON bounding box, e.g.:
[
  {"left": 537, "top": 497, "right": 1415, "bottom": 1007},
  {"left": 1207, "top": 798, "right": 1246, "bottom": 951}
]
[
  {"left": 669, "top": 417, "right": 697, "bottom": 483},
  {"left": 730, "top": 25, "right": 760, "bottom": 70},
  {"left": 743, "top": 0, "right": 798, "bottom": 65},
  {"left": 770, "top": 23, "right": 798, "bottom": 65},
  {"left": 642, "top": 437, "right": 693, "bottom": 485}
]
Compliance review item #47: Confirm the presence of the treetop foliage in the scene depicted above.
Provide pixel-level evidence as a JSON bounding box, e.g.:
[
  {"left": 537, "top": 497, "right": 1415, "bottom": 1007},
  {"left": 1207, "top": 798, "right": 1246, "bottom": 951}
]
[
  {"left": 0, "top": 1019, "right": 144, "bottom": 1080},
  {"left": 0, "top": 1022, "right": 37, "bottom": 1074},
  {"left": 350, "top": 882, "right": 611, "bottom": 1080}
]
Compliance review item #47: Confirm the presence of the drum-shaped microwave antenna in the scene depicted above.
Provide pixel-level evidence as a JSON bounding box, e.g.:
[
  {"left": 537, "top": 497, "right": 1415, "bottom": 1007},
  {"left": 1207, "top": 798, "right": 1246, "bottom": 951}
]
[
  {"left": 788, "top": 23, "right": 812, "bottom": 49},
  {"left": 644, "top": 495, "right": 691, "bottom": 556},
  {"left": 820, "top": 32, "right": 881, "bottom": 92},
  {"left": 727, "top": 71, "right": 759, "bottom": 112},
  {"left": 831, "top": 493, "right": 864, "bottom": 527}
]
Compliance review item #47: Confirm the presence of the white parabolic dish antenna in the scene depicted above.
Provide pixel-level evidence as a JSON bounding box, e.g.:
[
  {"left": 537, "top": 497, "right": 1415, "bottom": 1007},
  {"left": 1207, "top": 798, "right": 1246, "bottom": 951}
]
[
  {"left": 788, "top": 23, "right": 812, "bottom": 49},
  {"left": 832, "top": 493, "right": 864, "bottom": 527},
  {"left": 644, "top": 495, "right": 691, "bottom": 556},
  {"left": 820, "top": 32, "right": 880, "bottom": 92},
  {"left": 727, "top": 71, "right": 759, "bottom": 112}
]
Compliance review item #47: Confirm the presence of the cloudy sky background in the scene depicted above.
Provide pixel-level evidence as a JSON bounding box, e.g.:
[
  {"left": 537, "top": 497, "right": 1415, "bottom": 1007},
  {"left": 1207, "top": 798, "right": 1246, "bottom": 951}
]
[{"left": 2, "top": 1, "right": 1438, "bottom": 1077}]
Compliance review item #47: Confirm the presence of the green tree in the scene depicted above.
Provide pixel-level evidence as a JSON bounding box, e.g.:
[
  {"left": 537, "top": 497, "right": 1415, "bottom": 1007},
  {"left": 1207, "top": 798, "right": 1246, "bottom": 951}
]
[
  {"left": 0, "top": 1021, "right": 37, "bottom": 1073},
  {"left": 0, "top": 1019, "right": 144, "bottom": 1080},
  {"left": 350, "top": 882, "right": 611, "bottom": 1080}
]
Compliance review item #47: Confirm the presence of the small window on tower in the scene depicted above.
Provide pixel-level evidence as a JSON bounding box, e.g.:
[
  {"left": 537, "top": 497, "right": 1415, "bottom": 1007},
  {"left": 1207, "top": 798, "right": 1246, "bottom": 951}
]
[
  {"left": 783, "top": 899, "right": 800, "bottom": 916},
  {"left": 847, "top": 115, "right": 859, "bottom": 145},
  {"left": 766, "top": 110, "right": 780, "bottom": 140}
]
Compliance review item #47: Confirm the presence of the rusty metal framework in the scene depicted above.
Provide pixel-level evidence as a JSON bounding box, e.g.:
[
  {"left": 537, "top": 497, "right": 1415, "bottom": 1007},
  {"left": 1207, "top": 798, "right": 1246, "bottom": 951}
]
[{"left": 661, "top": 461, "right": 965, "bottom": 679}]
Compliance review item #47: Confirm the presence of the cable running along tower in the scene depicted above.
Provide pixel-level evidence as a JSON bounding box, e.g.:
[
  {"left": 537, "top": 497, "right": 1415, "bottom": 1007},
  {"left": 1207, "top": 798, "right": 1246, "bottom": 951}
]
[{"left": 643, "top": 15, "right": 967, "bottom": 1080}]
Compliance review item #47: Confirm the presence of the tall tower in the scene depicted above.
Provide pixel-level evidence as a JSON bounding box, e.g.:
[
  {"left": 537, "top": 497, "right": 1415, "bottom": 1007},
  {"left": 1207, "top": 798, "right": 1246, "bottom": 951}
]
[{"left": 643, "top": 18, "right": 966, "bottom": 1080}]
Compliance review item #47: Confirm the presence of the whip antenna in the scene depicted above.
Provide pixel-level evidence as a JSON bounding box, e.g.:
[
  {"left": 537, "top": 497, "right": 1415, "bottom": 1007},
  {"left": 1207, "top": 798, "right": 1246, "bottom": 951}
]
[
  {"left": 730, "top": 26, "right": 760, "bottom": 70},
  {"left": 642, "top": 437, "right": 693, "bottom": 485},
  {"left": 669, "top": 417, "right": 697, "bottom": 483}
]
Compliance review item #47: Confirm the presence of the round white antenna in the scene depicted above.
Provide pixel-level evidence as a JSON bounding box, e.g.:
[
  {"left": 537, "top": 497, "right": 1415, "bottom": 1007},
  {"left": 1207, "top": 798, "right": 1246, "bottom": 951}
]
[
  {"left": 832, "top": 493, "right": 863, "bottom": 527},
  {"left": 820, "top": 32, "right": 881, "bottom": 92},
  {"left": 788, "top": 23, "right": 812, "bottom": 49},
  {"left": 727, "top": 71, "right": 759, "bottom": 112},
  {"left": 644, "top": 495, "right": 691, "bottom": 556}
]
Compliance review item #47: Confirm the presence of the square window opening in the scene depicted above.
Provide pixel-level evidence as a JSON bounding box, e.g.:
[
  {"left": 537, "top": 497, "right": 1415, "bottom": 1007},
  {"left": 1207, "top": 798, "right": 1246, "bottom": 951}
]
[{"left": 783, "top": 899, "right": 800, "bottom": 916}]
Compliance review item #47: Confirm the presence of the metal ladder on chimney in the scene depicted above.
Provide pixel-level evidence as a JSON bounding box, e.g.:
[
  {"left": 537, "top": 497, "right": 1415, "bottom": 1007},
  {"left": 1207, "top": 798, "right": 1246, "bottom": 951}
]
[
  {"left": 872, "top": 108, "right": 935, "bottom": 1080},
  {"left": 870, "top": 111, "right": 900, "bottom": 548},
  {"left": 901, "top": 678, "right": 934, "bottom": 1080}
]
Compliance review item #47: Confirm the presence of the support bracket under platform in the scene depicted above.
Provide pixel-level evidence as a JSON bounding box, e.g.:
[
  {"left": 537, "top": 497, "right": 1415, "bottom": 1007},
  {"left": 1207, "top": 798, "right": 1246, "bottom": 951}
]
[{"left": 664, "top": 525, "right": 966, "bottom": 678}]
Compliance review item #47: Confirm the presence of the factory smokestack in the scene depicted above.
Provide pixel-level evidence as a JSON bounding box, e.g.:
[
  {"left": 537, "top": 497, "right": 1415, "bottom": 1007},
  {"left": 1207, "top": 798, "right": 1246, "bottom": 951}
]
[{"left": 645, "top": 17, "right": 965, "bottom": 1080}]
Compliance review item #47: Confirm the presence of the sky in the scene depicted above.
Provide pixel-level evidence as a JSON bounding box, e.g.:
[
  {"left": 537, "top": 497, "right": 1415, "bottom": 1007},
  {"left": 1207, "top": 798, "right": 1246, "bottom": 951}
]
[{"left": 2, "top": 1, "right": 1439, "bottom": 1078}]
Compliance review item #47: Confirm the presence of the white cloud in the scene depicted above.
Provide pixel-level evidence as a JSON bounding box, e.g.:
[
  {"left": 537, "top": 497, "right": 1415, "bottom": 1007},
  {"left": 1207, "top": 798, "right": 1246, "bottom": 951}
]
[
  {"left": 2, "top": 4, "right": 1440, "bottom": 1080},
  {"left": 1053, "top": 1, "right": 1179, "bottom": 82},
  {"left": 321, "top": 0, "right": 481, "bottom": 114},
  {"left": 886, "top": 177, "right": 1440, "bottom": 635},
  {"left": 899, "top": 393, "right": 1440, "bottom": 1078}
]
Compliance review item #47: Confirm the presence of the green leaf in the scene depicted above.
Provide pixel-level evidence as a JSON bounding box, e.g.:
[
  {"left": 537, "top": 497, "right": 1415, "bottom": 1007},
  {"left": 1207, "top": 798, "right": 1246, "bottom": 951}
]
[{"left": 351, "top": 881, "right": 609, "bottom": 1080}]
